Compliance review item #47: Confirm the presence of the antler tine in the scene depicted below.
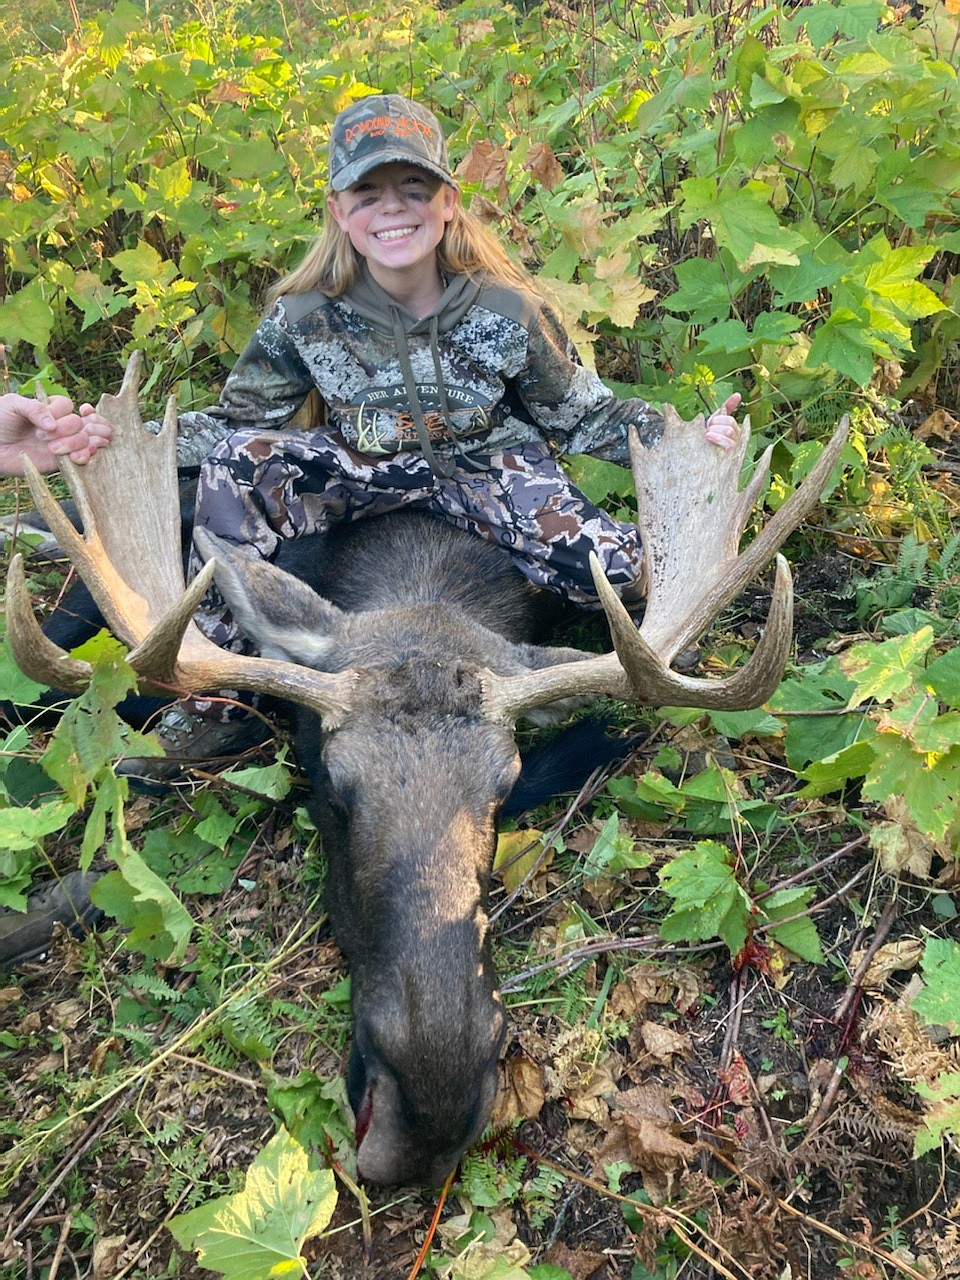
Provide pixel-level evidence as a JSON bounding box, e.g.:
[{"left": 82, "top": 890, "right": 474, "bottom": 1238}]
[
  {"left": 6, "top": 353, "right": 361, "bottom": 725},
  {"left": 5, "top": 552, "right": 94, "bottom": 691}
]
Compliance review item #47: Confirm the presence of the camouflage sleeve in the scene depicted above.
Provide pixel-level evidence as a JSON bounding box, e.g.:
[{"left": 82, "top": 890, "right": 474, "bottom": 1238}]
[
  {"left": 515, "top": 303, "right": 664, "bottom": 463},
  {"left": 174, "top": 312, "right": 317, "bottom": 468}
]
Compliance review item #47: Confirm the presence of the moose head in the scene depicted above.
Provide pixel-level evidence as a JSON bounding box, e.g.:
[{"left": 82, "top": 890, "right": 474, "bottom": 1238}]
[{"left": 6, "top": 354, "right": 848, "bottom": 1184}]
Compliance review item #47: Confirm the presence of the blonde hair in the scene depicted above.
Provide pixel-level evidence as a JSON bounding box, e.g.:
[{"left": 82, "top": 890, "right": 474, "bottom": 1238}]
[{"left": 266, "top": 200, "right": 533, "bottom": 306}]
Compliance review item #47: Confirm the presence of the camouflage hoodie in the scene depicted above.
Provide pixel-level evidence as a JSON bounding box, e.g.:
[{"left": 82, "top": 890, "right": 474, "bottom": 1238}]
[{"left": 174, "top": 264, "right": 665, "bottom": 472}]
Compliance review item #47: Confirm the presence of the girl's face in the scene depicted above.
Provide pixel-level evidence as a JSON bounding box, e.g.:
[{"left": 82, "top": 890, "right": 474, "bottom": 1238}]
[{"left": 327, "top": 162, "right": 459, "bottom": 286}]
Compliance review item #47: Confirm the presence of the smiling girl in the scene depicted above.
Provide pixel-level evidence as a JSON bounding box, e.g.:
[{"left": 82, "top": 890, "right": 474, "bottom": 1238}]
[{"left": 112, "top": 94, "right": 742, "bottom": 772}]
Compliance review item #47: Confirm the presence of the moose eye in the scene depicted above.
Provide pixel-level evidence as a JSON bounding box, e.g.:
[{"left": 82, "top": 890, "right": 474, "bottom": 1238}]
[{"left": 321, "top": 755, "right": 357, "bottom": 812}]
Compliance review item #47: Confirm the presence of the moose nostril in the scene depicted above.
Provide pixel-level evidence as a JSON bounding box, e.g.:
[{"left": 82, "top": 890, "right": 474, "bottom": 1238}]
[{"left": 355, "top": 1084, "right": 374, "bottom": 1146}]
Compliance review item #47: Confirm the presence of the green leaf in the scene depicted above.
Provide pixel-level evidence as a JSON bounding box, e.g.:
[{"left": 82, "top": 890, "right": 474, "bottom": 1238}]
[
  {"left": 761, "top": 888, "right": 824, "bottom": 964},
  {"left": 913, "top": 1072, "right": 960, "bottom": 1157},
  {"left": 797, "top": 739, "right": 877, "bottom": 798},
  {"left": 664, "top": 256, "right": 741, "bottom": 325},
  {"left": 92, "top": 815, "right": 195, "bottom": 963},
  {"left": 266, "top": 1071, "right": 355, "bottom": 1170},
  {"left": 772, "top": 661, "right": 867, "bottom": 771},
  {"left": 806, "top": 309, "right": 884, "bottom": 386},
  {"left": 862, "top": 737, "right": 960, "bottom": 842},
  {"left": 0, "top": 797, "right": 75, "bottom": 854},
  {"left": 220, "top": 758, "right": 294, "bottom": 800},
  {"left": 910, "top": 939, "right": 960, "bottom": 1033},
  {"left": 678, "top": 178, "right": 806, "bottom": 272},
  {"left": 562, "top": 454, "right": 633, "bottom": 507},
  {"left": 838, "top": 628, "right": 934, "bottom": 709},
  {"left": 0, "top": 640, "right": 50, "bottom": 705},
  {"left": 658, "top": 840, "right": 753, "bottom": 958},
  {"left": 0, "top": 280, "right": 57, "bottom": 349},
  {"left": 169, "top": 1128, "right": 337, "bottom": 1280},
  {"left": 925, "top": 648, "right": 960, "bottom": 707}
]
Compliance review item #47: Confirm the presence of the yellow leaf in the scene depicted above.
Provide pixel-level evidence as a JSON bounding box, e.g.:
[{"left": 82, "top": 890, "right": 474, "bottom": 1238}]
[{"left": 494, "top": 827, "right": 549, "bottom": 893}]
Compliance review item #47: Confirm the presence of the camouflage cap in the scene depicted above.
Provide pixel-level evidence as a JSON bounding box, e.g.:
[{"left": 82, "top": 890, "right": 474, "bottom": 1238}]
[{"left": 328, "top": 94, "right": 456, "bottom": 192}]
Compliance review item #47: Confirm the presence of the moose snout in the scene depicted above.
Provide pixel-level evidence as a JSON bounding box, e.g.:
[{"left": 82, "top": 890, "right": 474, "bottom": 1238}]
[{"left": 348, "top": 996, "right": 506, "bottom": 1186}]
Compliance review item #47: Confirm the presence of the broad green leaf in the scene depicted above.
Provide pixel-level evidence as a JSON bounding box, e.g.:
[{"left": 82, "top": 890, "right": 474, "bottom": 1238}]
[
  {"left": 659, "top": 840, "right": 753, "bottom": 957},
  {"left": 562, "top": 454, "right": 634, "bottom": 508},
  {"left": 220, "top": 758, "right": 294, "bottom": 800},
  {"left": 495, "top": 828, "right": 550, "bottom": 894},
  {"left": 773, "top": 660, "right": 865, "bottom": 768},
  {"left": 266, "top": 1071, "right": 355, "bottom": 1171},
  {"left": 762, "top": 888, "right": 824, "bottom": 964},
  {"left": 169, "top": 1128, "right": 337, "bottom": 1280},
  {"left": 806, "top": 310, "right": 884, "bottom": 386},
  {"left": 797, "top": 739, "right": 877, "bottom": 798},
  {"left": 92, "top": 826, "right": 194, "bottom": 963},
  {"left": 110, "top": 240, "right": 165, "bottom": 286},
  {"left": 838, "top": 629, "right": 933, "bottom": 709},
  {"left": 706, "top": 708, "right": 785, "bottom": 742},
  {"left": 862, "top": 737, "right": 960, "bottom": 842},
  {"left": 0, "top": 280, "right": 56, "bottom": 349},
  {"left": 194, "top": 799, "right": 242, "bottom": 851},
  {"left": 0, "top": 797, "right": 75, "bottom": 853},
  {"left": 913, "top": 1073, "right": 960, "bottom": 1157},
  {"left": 663, "top": 256, "right": 741, "bottom": 325},
  {"left": 925, "top": 648, "right": 960, "bottom": 707},
  {"left": 0, "top": 639, "right": 50, "bottom": 705},
  {"left": 678, "top": 178, "right": 805, "bottom": 272},
  {"left": 910, "top": 939, "right": 960, "bottom": 1032}
]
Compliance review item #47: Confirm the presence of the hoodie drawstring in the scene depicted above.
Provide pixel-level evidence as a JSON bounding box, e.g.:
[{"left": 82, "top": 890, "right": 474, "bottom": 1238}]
[{"left": 389, "top": 308, "right": 485, "bottom": 480}]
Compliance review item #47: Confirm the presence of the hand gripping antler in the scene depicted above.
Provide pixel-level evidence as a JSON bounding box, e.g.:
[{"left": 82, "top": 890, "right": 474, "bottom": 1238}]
[
  {"left": 5, "top": 353, "right": 357, "bottom": 725},
  {"left": 482, "top": 408, "right": 849, "bottom": 723}
]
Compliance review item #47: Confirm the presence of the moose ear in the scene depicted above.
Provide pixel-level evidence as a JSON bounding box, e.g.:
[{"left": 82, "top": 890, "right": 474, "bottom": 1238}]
[{"left": 193, "top": 528, "right": 345, "bottom": 664}]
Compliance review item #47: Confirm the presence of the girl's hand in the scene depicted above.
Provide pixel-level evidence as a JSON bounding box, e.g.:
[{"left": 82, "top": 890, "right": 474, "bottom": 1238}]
[
  {"left": 704, "top": 392, "right": 742, "bottom": 450},
  {"left": 51, "top": 403, "right": 114, "bottom": 465}
]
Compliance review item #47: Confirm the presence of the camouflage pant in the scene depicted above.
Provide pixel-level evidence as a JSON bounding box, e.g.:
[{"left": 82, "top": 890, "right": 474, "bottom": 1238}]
[{"left": 192, "top": 428, "right": 643, "bottom": 650}]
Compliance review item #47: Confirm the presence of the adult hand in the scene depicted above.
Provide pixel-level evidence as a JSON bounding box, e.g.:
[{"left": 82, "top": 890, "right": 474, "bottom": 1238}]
[
  {"left": 704, "top": 392, "right": 743, "bottom": 451},
  {"left": 0, "top": 394, "right": 113, "bottom": 475}
]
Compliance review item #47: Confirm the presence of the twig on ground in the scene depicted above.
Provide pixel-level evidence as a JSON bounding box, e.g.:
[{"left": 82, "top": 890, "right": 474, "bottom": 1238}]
[
  {"left": 6, "top": 1095, "right": 127, "bottom": 1241},
  {"left": 44, "top": 1214, "right": 71, "bottom": 1280}
]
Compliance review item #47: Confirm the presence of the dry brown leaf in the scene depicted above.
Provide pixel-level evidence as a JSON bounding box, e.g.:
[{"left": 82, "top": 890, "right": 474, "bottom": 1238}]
[
  {"left": 88, "top": 1035, "right": 122, "bottom": 1077},
  {"left": 523, "top": 141, "right": 564, "bottom": 190},
  {"left": 592, "top": 1086, "right": 698, "bottom": 1205},
  {"left": 916, "top": 406, "right": 960, "bottom": 441},
  {"left": 871, "top": 800, "right": 941, "bottom": 879},
  {"left": 492, "top": 1051, "right": 546, "bottom": 1125},
  {"left": 564, "top": 1052, "right": 619, "bottom": 1124},
  {"left": 610, "top": 961, "right": 705, "bottom": 1020},
  {"left": 634, "top": 1020, "right": 692, "bottom": 1067},
  {"left": 850, "top": 939, "right": 925, "bottom": 991},
  {"left": 459, "top": 17, "right": 495, "bottom": 44},
  {"left": 93, "top": 1237, "right": 126, "bottom": 1280},
  {"left": 455, "top": 139, "right": 509, "bottom": 202},
  {"left": 0, "top": 986, "right": 23, "bottom": 1010},
  {"left": 718, "top": 1052, "right": 753, "bottom": 1106},
  {"left": 545, "top": 1242, "right": 608, "bottom": 1279}
]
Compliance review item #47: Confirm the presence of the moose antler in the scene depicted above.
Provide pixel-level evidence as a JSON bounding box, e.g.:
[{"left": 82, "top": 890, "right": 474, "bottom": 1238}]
[
  {"left": 5, "top": 354, "right": 847, "bottom": 729},
  {"left": 5, "top": 354, "right": 358, "bottom": 725},
  {"left": 481, "top": 408, "right": 848, "bottom": 723}
]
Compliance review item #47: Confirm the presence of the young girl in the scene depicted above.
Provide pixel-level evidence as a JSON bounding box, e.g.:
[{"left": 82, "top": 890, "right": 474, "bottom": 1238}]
[{"left": 126, "top": 94, "right": 742, "bottom": 769}]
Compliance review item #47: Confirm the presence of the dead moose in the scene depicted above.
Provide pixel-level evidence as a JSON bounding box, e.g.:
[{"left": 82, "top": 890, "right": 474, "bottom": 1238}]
[{"left": 6, "top": 355, "right": 847, "bottom": 1186}]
